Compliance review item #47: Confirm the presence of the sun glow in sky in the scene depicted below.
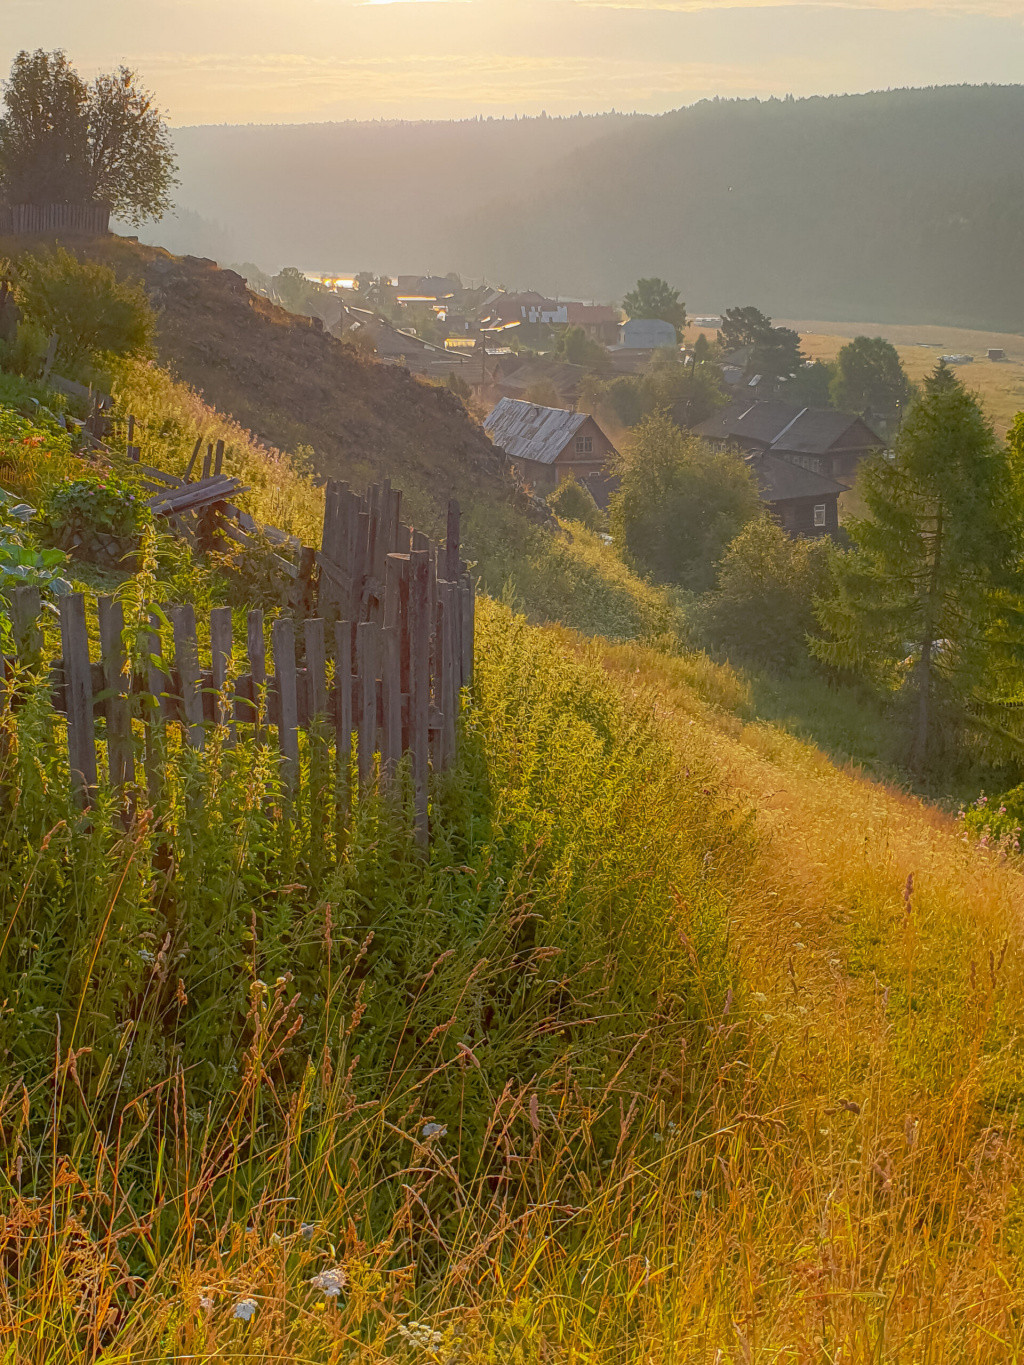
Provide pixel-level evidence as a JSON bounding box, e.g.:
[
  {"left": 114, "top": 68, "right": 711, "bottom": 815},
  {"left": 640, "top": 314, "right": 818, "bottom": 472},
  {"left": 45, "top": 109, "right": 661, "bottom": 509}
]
[{"left": 5, "top": 0, "right": 1024, "bottom": 124}]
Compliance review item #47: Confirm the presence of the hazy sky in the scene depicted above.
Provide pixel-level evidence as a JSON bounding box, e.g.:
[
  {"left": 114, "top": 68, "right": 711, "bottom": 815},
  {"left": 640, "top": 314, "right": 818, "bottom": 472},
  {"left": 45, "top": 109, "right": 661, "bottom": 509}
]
[{"left": 5, "top": 0, "right": 1024, "bottom": 124}]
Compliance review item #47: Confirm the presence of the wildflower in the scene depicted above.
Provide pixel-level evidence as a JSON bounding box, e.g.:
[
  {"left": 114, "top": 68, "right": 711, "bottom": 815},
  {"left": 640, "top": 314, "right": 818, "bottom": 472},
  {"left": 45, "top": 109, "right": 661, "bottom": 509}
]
[
  {"left": 232, "top": 1297, "right": 257, "bottom": 1322},
  {"left": 399, "top": 1321, "right": 444, "bottom": 1350},
  {"left": 300, "top": 1222, "right": 317, "bottom": 1240},
  {"left": 198, "top": 1294, "right": 214, "bottom": 1312},
  {"left": 752, "top": 992, "right": 767, "bottom": 1004},
  {"left": 421, "top": 1122, "right": 447, "bottom": 1139},
  {"left": 309, "top": 1267, "right": 346, "bottom": 1297}
]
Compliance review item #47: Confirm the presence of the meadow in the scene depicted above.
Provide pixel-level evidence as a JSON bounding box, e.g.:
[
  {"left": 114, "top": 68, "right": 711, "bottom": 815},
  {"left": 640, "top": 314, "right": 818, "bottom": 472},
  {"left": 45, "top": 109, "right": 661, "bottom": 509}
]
[{"left": 3, "top": 590, "right": 1024, "bottom": 1361}]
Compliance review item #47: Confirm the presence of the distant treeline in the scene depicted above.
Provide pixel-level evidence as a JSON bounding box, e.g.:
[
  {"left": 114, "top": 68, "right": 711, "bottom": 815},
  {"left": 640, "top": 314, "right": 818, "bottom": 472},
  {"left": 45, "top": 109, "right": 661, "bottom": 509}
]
[{"left": 158, "top": 87, "right": 1024, "bottom": 332}]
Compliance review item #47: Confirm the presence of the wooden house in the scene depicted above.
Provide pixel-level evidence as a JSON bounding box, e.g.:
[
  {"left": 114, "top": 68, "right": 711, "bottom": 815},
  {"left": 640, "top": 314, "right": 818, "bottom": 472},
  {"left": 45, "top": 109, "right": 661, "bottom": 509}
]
[
  {"left": 693, "top": 399, "right": 883, "bottom": 486},
  {"left": 484, "top": 398, "right": 617, "bottom": 505}
]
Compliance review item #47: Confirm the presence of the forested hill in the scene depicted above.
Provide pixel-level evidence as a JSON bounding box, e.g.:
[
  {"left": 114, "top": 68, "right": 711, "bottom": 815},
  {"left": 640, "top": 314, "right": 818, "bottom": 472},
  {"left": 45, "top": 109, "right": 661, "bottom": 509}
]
[
  {"left": 159, "top": 86, "right": 1024, "bottom": 332},
  {"left": 158, "top": 112, "right": 644, "bottom": 276},
  {"left": 453, "top": 85, "right": 1024, "bottom": 330}
]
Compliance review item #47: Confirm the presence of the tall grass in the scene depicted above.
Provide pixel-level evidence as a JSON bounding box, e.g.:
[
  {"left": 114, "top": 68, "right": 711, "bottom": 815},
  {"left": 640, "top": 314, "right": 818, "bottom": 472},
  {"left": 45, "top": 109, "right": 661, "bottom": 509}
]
[{"left": 0, "top": 598, "right": 741, "bottom": 1360}]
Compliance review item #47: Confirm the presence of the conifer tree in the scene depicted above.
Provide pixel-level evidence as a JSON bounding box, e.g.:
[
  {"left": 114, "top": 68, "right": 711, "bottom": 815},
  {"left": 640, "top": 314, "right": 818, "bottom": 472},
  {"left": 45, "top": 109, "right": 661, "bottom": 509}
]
[{"left": 813, "top": 364, "right": 1024, "bottom": 773}]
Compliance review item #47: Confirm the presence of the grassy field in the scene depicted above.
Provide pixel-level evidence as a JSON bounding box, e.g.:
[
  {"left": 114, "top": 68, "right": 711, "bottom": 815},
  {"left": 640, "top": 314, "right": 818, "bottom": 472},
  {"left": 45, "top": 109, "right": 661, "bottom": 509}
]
[
  {"left": 780, "top": 319, "right": 1024, "bottom": 437},
  {"left": 684, "top": 319, "right": 1024, "bottom": 436}
]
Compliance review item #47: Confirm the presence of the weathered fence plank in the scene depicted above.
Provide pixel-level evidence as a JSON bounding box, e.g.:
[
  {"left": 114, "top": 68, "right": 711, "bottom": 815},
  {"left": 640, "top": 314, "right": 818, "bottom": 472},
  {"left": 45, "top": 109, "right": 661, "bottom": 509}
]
[
  {"left": 59, "top": 593, "right": 97, "bottom": 803},
  {"left": 97, "top": 595, "right": 134, "bottom": 791}
]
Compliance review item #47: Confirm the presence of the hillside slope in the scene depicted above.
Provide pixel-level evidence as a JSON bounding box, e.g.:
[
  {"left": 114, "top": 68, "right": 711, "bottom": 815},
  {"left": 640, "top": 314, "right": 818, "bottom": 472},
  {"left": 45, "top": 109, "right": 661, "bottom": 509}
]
[{"left": 36, "top": 236, "right": 509, "bottom": 534}]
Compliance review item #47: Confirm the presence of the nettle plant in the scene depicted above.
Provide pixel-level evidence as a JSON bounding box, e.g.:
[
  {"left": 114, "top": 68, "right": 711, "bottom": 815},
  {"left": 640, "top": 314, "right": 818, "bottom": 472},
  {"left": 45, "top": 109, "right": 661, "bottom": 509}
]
[{"left": 43, "top": 474, "right": 150, "bottom": 544}]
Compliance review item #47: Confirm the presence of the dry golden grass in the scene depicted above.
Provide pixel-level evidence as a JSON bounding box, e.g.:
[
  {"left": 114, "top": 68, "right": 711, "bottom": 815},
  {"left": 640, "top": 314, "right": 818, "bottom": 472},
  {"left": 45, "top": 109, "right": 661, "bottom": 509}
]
[{"left": 781, "top": 319, "right": 1024, "bottom": 438}]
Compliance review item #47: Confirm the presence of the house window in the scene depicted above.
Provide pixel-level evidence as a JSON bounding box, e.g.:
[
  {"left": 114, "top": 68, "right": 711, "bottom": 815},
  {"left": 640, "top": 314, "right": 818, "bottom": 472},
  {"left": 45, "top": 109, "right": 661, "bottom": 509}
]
[
  {"left": 814, "top": 504, "right": 827, "bottom": 527},
  {"left": 575, "top": 434, "right": 594, "bottom": 455}
]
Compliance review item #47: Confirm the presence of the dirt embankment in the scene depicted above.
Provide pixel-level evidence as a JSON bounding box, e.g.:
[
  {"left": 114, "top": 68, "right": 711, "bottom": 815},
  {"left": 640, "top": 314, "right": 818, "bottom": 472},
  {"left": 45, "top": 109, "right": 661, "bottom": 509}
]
[{"left": 141, "top": 249, "right": 505, "bottom": 529}]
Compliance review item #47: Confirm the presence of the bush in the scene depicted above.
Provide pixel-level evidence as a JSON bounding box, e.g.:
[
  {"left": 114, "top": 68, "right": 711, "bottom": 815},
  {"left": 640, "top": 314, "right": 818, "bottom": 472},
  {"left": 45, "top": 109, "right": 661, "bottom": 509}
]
[
  {"left": 42, "top": 474, "right": 151, "bottom": 568},
  {"left": 15, "top": 247, "right": 154, "bottom": 372},
  {"left": 611, "top": 410, "right": 760, "bottom": 591},
  {"left": 696, "top": 515, "right": 834, "bottom": 669},
  {"left": 547, "top": 473, "right": 606, "bottom": 531}
]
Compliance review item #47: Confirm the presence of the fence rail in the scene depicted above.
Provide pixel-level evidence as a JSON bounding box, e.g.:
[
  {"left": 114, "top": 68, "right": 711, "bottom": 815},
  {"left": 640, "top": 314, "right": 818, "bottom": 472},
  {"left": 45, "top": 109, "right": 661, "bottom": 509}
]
[{"left": 1, "top": 479, "right": 474, "bottom": 847}]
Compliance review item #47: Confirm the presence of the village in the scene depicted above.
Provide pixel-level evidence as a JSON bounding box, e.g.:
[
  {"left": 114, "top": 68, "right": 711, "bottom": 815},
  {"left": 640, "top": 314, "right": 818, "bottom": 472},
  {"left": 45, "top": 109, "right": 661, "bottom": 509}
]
[{"left": 257, "top": 268, "right": 902, "bottom": 538}]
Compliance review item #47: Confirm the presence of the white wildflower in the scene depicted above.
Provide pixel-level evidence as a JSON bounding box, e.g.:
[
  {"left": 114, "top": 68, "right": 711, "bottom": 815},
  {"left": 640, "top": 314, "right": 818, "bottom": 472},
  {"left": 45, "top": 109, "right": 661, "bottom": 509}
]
[
  {"left": 309, "top": 1267, "right": 346, "bottom": 1298},
  {"left": 421, "top": 1123, "right": 447, "bottom": 1139},
  {"left": 233, "top": 1297, "right": 257, "bottom": 1322}
]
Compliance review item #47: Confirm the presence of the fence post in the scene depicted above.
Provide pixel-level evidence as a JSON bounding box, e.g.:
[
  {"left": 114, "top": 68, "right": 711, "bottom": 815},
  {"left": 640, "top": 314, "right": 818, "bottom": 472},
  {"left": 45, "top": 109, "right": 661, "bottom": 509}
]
[
  {"left": 10, "top": 585, "right": 43, "bottom": 667},
  {"left": 59, "top": 593, "right": 97, "bottom": 805},
  {"left": 144, "top": 612, "right": 167, "bottom": 805},
  {"left": 409, "top": 550, "right": 430, "bottom": 848},
  {"left": 171, "top": 605, "right": 205, "bottom": 750},
  {"left": 356, "top": 619, "right": 379, "bottom": 785},
  {"left": 445, "top": 498, "right": 461, "bottom": 582},
  {"left": 272, "top": 617, "right": 299, "bottom": 795},
  {"left": 305, "top": 616, "right": 329, "bottom": 859},
  {"left": 97, "top": 595, "right": 134, "bottom": 794},
  {"left": 247, "top": 609, "right": 266, "bottom": 739},
  {"left": 210, "top": 605, "right": 236, "bottom": 743}
]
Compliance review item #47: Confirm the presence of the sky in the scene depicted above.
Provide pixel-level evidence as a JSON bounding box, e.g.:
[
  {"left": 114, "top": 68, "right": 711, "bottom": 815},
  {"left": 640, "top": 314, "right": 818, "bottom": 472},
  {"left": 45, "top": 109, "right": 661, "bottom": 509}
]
[{"left": 4, "top": 0, "right": 1024, "bottom": 125}]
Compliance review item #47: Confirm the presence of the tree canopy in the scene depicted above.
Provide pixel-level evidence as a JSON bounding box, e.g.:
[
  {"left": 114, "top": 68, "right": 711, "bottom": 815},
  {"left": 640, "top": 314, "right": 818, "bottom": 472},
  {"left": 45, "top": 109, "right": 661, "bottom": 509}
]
[
  {"left": 830, "top": 335, "right": 911, "bottom": 422},
  {"left": 621, "top": 278, "right": 686, "bottom": 338},
  {"left": 813, "top": 365, "right": 1024, "bottom": 773},
  {"left": 611, "top": 411, "right": 760, "bottom": 591},
  {"left": 0, "top": 49, "right": 177, "bottom": 224},
  {"left": 720, "top": 305, "right": 804, "bottom": 389}
]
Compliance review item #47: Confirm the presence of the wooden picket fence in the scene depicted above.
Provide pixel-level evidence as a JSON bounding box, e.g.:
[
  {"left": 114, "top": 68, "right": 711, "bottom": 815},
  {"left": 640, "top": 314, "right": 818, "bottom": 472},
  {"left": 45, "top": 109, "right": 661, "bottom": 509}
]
[{"left": 1, "top": 479, "right": 474, "bottom": 847}]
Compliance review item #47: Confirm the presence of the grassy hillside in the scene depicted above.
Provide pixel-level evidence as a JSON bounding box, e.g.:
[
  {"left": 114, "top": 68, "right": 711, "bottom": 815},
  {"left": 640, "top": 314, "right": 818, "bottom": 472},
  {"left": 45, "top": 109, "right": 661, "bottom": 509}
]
[{"left": 8, "top": 598, "right": 1024, "bottom": 1358}]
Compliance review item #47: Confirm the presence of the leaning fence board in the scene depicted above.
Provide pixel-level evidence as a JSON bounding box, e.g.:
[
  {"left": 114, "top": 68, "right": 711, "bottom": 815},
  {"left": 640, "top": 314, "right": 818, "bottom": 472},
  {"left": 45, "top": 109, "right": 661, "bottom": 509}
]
[
  {"left": 98, "top": 595, "right": 134, "bottom": 790},
  {"left": 171, "top": 605, "right": 205, "bottom": 750},
  {"left": 272, "top": 617, "right": 299, "bottom": 793},
  {"left": 59, "top": 593, "right": 97, "bottom": 803}
]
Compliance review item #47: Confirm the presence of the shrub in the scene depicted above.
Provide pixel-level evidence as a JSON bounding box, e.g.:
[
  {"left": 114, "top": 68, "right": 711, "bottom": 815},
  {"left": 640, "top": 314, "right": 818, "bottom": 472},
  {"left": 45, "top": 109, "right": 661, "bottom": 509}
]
[
  {"left": 42, "top": 474, "right": 150, "bottom": 557},
  {"left": 696, "top": 515, "right": 834, "bottom": 669},
  {"left": 547, "top": 473, "right": 606, "bottom": 531},
  {"left": 15, "top": 247, "right": 155, "bottom": 372},
  {"left": 611, "top": 410, "right": 760, "bottom": 591}
]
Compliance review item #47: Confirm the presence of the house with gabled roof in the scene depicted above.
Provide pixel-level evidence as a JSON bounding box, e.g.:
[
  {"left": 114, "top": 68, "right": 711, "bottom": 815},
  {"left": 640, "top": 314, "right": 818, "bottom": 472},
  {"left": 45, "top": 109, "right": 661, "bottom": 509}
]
[
  {"left": 745, "top": 451, "right": 844, "bottom": 538},
  {"left": 484, "top": 398, "right": 617, "bottom": 505},
  {"left": 693, "top": 399, "right": 883, "bottom": 485}
]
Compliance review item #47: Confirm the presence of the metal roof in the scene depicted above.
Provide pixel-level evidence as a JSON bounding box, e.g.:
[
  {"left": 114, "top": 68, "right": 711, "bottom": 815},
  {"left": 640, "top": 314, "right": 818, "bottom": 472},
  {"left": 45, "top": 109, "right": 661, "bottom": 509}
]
[{"left": 484, "top": 398, "right": 591, "bottom": 466}]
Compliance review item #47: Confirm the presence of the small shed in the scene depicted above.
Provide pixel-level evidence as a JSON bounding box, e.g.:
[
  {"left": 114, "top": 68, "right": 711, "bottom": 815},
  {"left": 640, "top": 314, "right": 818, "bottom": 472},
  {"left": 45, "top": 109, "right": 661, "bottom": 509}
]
[
  {"left": 619, "top": 318, "right": 677, "bottom": 349},
  {"left": 484, "top": 398, "right": 618, "bottom": 505}
]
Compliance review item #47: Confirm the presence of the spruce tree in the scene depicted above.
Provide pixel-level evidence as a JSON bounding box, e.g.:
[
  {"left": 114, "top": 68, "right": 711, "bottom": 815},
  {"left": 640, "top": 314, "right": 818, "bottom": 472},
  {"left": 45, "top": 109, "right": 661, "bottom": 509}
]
[{"left": 813, "top": 364, "right": 1024, "bottom": 773}]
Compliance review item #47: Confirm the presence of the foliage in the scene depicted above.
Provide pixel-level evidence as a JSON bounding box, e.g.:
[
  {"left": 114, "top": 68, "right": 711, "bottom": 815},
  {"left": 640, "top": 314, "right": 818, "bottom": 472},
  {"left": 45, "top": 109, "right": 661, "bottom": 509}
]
[
  {"left": 553, "top": 324, "right": 608, "bottom": 370},
  {"left": 813, "top": 365, "right": 1024, "bottom": 774},
  {"left": 524, "top": 378, "right": 559, "bottom": 407},
  {"left": 780, "top": 358, "right": 837, "bottom": 408},
  {"left": 15, "top": 247, "right": 155, "bottom": 371},
  {"left": 720, "top": 305, "right": 773, "bottom": 353},
  {"left": 611, "top": 410, "right": 760, "bottom": 591},
  {"left": 0, "top": 49, "right": 176, "bottom": 223},
  {"left": 470, "top": 499, "right": 682, "bottom": 642},
  {"left": 584, "top": 347, "right": 726, "bottom": 431},
  {"left": 621, "top": 277, "right": 686, "bottom": 338},
  {"left": 960, "top": 785, "right": 1024, "bottom": 849},
  {"left": 445, "top": 369, "right": 471, "bottom": 399},
  {"left": 42, "top": 473, "right": 150, "bottom": 542},
  {"left": 750, "top": 323, "right": 804, "bottom": 387},
  {"left": 547, "top": 473, "right": 606, "bottom": 531},
  {"left": 831, "top": 335, "right": 912, "bottom": 422},
  {"left": 0, "top": 487, "right": 71, "bottom": 611},
  {"left": 697, "top": 515, "right": 834, "bottom": 669},
  {"left": 209, "top": 526, "right": 297, "bottom": 611},
  {"left": 0, "top": 400, "right": 84, "bottom": 501}
]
